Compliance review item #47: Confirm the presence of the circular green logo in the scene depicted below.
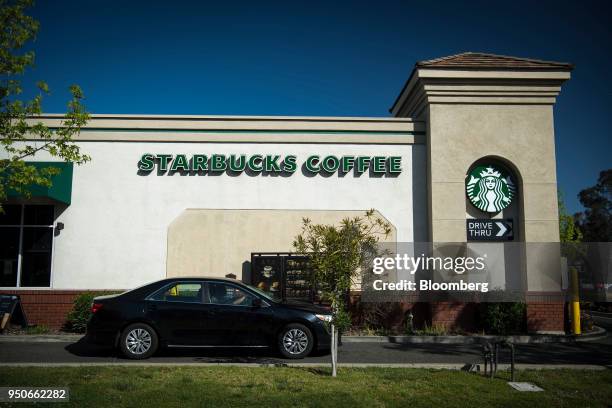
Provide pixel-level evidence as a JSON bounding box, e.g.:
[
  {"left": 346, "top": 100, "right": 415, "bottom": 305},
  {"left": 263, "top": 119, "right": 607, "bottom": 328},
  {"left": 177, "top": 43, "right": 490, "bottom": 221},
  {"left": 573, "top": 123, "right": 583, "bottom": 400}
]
[{"left": 466, "top": 164, "right": 516, "bottom": 213}]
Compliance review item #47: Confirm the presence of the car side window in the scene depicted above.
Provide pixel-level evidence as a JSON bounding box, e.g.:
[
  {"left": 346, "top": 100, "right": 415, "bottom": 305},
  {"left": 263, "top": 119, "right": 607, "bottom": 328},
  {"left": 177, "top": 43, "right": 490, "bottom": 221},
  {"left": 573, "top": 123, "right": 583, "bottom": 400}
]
[
  {"left": 207, "top": 282, "right": 255, "bottom": 306},
  {"left": 151, "top": 283, "right": 203, "bottom": 303}
]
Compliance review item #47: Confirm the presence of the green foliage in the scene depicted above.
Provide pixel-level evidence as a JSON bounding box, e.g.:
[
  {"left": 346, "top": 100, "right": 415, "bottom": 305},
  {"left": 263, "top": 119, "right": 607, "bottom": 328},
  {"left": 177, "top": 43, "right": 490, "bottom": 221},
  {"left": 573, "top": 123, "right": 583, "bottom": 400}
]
[
  {"left": 65, "top": 292, "right": 119, "bottom": 333},
  {"left": 292, "top": 209, "right": 391, "bottom": 331},
  {"left": 65, "top": 293, "right": 96, "bottom": 333},
  {"left": 24, "top": 324, "right": 50, "bottom": 334},
  {"left": 580, "top": 312, "right": 594, "bottom": 332},
  {"left": 357, "top": 302, "right": 404, "bottom": 334},
  {"left": 480, "top": 302, "right": 526, "bottom": 335},
  {"left": 0, "top": 0, "right": 90, "bottom": 209},
  {"left": 413, "top": 323, "right": 447, "bottom": 336},
  {"left": 575, "top": 169, "right": 612, "bottom": 242},
  {"left": 558, "top": 191, "right": 582, "bottom": 243}
]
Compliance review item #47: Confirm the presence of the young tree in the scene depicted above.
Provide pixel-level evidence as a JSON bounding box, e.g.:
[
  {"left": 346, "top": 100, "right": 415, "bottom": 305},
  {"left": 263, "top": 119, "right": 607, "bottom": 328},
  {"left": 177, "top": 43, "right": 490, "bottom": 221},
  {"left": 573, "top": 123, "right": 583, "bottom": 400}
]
[
  {"left": 575, "top": 170, "right": 611, "bottom": 242},
  {"left": 559, "top": 191, "right": 582, "bottom": 243},
  {"left": 293, "top": 210, "right": 391, "bottom": 376},
  {"left": 0, "top": 0, "right": 90, "bottom": 209}
]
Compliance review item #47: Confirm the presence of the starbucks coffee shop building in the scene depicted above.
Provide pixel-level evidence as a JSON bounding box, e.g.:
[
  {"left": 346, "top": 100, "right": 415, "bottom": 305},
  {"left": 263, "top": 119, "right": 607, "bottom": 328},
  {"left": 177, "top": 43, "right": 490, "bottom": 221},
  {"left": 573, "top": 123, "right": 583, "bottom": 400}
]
[{"left": 1, "top": 53, "right": 573, "bottom": 333}]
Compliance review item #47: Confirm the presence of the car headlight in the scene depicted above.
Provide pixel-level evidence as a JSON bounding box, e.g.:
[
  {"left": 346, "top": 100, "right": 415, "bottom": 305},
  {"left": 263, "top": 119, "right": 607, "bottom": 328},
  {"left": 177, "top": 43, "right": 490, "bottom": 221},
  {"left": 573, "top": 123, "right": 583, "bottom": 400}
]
[{"left": 315, "top": 314, "right": 332, "bottom": 322}]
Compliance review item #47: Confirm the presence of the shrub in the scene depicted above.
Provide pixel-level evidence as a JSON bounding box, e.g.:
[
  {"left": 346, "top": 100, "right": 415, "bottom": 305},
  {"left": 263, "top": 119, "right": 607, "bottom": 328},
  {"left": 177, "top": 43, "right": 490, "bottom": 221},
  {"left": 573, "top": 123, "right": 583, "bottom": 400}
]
[
  {"left": 414, "top": 323, "right": 447, "bottom": 336},
  {"left": 357, "top": 302, "right": 404, "bottom": 333},
  {"left": 65, "top": 293, "right": 97, "bottom": 333},
  {"left": 580, "top": 312, "right": 594, "bottom": 332},
  {"left": 480, "top": 302, "right": 526, "bottom": 335},
  {"left": 25, "top": 325, "right": 50, "bottom": 335},
  {"left": 65, "top": 292, "right": 120, "bottom": 333}
]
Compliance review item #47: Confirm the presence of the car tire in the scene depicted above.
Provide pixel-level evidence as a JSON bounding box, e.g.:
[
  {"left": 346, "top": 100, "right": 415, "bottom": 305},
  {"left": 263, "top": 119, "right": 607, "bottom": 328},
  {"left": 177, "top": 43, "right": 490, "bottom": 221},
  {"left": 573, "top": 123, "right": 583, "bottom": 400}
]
[
  {"left": 278, "top": 323, "right": 314, "bottom": 359},
  {"left": 119, "top": 323, "right": 158, "bottom": 359}
]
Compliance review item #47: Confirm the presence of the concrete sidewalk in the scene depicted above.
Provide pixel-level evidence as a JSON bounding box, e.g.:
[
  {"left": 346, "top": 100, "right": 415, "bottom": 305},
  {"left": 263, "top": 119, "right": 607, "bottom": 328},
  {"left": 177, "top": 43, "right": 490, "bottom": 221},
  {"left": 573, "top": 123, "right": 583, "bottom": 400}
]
[{"left": 343, "top": 326, "right": 607, "bottom": 344}]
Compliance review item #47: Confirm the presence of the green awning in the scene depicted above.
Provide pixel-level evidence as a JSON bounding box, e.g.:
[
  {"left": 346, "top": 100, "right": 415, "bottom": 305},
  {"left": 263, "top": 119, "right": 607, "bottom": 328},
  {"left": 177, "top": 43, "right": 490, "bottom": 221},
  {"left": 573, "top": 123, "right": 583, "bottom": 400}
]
[{"left": 7, "top": 162, "right": 74, "bottom": 205}]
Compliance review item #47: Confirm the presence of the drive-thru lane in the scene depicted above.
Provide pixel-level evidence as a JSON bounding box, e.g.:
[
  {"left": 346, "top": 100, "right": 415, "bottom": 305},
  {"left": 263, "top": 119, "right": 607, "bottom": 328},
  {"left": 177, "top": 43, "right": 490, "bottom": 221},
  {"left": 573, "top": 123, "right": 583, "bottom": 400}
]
[{"left": 0, "top": 336, "right": 610, "bottom": 366}]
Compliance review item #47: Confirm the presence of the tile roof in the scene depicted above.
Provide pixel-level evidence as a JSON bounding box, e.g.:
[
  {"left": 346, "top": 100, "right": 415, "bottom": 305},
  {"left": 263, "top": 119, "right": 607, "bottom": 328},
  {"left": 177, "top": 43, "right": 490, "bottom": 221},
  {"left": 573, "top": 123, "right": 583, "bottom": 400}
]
[{"left": 416, "top": 52, "right": 573, "bottom": 70}]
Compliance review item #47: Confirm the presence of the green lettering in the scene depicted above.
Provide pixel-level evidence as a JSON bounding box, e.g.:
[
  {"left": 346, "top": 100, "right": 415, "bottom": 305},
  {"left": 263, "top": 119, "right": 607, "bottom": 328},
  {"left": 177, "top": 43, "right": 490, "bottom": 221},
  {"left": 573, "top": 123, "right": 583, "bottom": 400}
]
[
  {"left": 157, "top": 154, "right": 172, "bottom": 172},
  {"left": 247, "top": 155, "right": 263, "bottom": 172},
  {"left": 340, "top": 156, "right": 355, "bottom": 173},
  {"left": 138, "top": 153, "right": 155, "bottom": 171},
  {"left": 356, "top": 156, "right": 370, "bottom": 173},
  {"left": 264, "top": 155, "right": 281, "bottom": 172},
  {"left": 305, "top": 155, "right": 320, "bottom": 173},
  {"left": 210, "top": 154, "right": 227, "bottom": 171},
  {"left": 388, "top": 156, "right": 402, "bottom": 173},
  {"left": 321, "top": 155, "right": 340, "bottom": 173},
  {"left": 372, "top": 156, "right": 386, "bottom": 173},
  {"left": 191, "top": 154, "right": 208, "bottom": 171},
  {"left": 282, "top": 155, "right": 297, "bottom": 173},
  {"left": 228, "top": 154, "right": 246, "bottom": 172},
  {"left": 170, "top": 154, "right": 190, "bottom": 172}
]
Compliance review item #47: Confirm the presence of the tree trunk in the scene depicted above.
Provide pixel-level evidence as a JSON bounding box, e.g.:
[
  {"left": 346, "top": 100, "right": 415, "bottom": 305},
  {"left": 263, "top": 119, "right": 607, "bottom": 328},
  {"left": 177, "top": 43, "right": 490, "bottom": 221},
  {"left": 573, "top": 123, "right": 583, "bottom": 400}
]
[{"left": 331, "top": 323, "right": 337, "bottom": 377}]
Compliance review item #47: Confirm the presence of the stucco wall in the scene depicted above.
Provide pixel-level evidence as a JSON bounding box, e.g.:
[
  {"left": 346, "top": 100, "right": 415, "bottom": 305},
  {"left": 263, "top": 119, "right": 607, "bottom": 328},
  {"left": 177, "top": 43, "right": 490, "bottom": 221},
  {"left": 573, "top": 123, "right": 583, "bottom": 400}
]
[
  {"left": 427, "top": 103, "right": 559, "bottom": 242},
  {"left": 166, "top": 209, "right": 397, "bottom": 279},
  {"left": 426, "top": 104, "right": 561, "bottom": 292},
  {"left": 5, "top": 139, "right": 426, "bottom": 289}
]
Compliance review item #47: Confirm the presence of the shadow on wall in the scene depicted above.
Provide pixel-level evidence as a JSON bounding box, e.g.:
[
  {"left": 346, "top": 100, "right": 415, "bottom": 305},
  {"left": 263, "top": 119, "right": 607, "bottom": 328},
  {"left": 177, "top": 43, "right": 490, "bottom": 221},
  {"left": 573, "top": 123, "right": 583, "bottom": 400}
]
[
  {"left": 241, "top": 261, "right": 251, "bottom": 284},
  {"left": 411, "top": 145, "right": 428, "bottom": 242}
]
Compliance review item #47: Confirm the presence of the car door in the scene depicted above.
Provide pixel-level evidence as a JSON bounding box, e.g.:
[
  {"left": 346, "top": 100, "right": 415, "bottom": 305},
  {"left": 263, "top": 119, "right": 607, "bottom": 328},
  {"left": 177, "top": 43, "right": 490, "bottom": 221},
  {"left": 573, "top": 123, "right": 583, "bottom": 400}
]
[
  {"left": 145, "top": 281, "right": 209, "bottom": 345},
  {"left": 203, "top": 281, "right": 273, "bottom": 346}
]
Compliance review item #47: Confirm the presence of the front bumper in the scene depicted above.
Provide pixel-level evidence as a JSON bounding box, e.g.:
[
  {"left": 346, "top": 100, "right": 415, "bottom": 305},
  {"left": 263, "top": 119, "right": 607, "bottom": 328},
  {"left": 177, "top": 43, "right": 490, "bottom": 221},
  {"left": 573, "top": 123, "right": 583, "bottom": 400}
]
[{"left": 312, "top": 322, "right": 332, "bottom": 350}]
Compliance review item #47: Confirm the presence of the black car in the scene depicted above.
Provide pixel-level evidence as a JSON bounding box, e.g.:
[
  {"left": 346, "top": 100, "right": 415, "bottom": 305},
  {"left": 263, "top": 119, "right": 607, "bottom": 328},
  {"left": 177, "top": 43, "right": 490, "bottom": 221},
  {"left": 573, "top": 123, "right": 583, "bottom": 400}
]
[{"left": 86, "top": 277, "right": 332, "bottom": 359}]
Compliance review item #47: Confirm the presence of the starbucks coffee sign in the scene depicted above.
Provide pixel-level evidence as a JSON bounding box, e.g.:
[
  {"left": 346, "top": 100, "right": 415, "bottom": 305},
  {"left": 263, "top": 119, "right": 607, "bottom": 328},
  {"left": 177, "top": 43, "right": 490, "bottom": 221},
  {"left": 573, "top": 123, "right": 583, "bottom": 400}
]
[
  {"left": 138, "top": 153, "right": 402, "bottom": 177},
  {"left": 466, "top": 164, "right": 516, "bottom": 213}
]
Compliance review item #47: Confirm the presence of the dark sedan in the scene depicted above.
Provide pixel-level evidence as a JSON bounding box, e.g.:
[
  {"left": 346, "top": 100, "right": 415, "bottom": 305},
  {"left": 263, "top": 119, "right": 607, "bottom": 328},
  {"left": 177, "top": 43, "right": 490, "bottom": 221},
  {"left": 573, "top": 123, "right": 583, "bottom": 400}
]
[{"left": 86, "top": 277, "right": 332, "bottom": 359}]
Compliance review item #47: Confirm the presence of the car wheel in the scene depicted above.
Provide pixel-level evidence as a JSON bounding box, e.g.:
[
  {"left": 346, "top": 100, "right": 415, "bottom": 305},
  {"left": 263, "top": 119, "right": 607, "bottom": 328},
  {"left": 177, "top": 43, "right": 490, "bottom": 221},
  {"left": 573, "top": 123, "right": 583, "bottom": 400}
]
[
  {"left": 278, "top": 323, "right": 313, "bottom": 359},
  {"left": 119, "top": 323, "right": 158, "bottom": 359}
]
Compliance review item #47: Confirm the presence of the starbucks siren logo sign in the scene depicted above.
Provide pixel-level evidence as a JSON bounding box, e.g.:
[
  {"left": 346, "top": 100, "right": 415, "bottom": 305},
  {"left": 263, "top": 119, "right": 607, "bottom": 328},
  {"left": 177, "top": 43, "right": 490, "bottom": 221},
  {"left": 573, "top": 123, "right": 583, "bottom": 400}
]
[{"left": 466, "top": 164, "right": 516, "bottom": 213}]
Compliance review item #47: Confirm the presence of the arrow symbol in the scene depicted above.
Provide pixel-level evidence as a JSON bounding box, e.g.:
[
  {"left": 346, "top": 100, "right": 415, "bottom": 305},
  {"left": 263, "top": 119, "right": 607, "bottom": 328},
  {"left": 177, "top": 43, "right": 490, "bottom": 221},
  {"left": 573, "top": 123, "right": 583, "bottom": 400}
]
[{"left": 495, "top": 221, "right": 507, "bottom": 237}]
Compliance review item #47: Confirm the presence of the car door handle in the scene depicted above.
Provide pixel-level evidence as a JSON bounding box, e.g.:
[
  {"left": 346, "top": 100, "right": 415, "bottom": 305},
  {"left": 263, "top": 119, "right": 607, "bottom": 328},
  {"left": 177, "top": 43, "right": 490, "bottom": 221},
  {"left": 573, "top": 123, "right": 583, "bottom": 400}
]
[{"left": 147, "top": 304, "right": 157, "bottom": 311}]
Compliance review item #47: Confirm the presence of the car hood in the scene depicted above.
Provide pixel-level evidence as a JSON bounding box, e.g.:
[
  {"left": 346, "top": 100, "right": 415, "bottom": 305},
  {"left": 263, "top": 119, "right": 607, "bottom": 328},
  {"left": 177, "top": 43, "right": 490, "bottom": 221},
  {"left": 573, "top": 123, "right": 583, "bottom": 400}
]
[{"left": 278, "top": 300, "right": 330, "bottom": 314}]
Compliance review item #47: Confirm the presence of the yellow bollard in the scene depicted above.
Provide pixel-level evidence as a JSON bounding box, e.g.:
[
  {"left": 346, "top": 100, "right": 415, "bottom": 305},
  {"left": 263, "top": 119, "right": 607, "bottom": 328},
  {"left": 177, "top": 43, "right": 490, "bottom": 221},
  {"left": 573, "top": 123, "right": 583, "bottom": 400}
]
[{"left": 570, "top": 267, "right": 581, "bottom": 335}]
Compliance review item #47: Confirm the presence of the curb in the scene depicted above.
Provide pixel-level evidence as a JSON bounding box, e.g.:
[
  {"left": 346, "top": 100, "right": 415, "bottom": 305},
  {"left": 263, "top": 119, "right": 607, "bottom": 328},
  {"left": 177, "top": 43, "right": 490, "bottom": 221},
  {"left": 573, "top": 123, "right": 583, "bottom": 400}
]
[
  {"left": 0, "top": 362, "right": 608, "bottom": 370},
  {"left": 343, "top": 326, "right": 607, "bottom": 344},
  {"left": 0, "top": 334, "right": 84, "bottom": 343},
  {"left": 590, "top": 311, "right": 612, "bottom": 319},
  {"left": 0, "top": 326, "right": 606, "bottom": 344}
]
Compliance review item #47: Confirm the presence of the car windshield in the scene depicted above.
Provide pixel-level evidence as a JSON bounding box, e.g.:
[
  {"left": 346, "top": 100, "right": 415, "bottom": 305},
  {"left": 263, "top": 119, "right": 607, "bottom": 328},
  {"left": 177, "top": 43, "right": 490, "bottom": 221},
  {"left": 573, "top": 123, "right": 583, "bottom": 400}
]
[{"left": 245, "top": 283, "right": 279, "bottom": 303}]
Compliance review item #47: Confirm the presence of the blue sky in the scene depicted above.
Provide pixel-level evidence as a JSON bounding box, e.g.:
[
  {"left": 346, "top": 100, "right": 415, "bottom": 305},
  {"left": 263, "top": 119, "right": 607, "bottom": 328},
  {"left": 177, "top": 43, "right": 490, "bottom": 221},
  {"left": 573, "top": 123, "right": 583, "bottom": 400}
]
[{"left": 22, "top": 0, "right": 611, "bottom": 214}]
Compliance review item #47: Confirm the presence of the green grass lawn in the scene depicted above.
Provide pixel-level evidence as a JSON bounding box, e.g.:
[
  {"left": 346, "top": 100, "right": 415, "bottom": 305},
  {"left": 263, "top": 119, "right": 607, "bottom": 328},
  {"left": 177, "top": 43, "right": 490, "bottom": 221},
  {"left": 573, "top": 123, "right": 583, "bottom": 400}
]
[{"left": 0, "top": 367, "right": 610, "bottom": 407}]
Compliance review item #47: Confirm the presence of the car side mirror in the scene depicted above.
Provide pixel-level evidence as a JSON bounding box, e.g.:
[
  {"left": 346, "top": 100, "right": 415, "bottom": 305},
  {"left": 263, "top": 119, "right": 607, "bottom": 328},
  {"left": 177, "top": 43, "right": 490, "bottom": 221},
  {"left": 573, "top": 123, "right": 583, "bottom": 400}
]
[{"left": 252, "top": 298, "right": 263, "bottom": 308}]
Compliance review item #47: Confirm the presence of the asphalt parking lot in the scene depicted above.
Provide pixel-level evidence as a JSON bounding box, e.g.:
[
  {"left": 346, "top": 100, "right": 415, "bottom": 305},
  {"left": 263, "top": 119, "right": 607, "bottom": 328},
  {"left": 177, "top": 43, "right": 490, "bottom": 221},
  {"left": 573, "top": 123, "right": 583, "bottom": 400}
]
[
  {"left": 0, "top": 334, "right": 610, "bottom": 367},
  {"left": 1, "top": 314, "right": 610, "bottom": 367}
]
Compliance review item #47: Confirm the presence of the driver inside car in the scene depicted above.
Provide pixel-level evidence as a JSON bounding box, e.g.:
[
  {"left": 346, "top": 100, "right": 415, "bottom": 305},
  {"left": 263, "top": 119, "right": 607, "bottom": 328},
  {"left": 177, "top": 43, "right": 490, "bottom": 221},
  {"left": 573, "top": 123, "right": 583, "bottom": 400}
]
[{"left": 209, "top": 284, "right": 251, "bottom": 306}]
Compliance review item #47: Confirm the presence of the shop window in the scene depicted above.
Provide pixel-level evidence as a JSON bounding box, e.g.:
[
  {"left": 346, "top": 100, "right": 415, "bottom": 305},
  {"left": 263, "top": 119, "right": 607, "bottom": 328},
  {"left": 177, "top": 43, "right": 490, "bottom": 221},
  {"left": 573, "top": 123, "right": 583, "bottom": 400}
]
[{"left": 0, "top": 204, "right": 55, "bottom": 287}]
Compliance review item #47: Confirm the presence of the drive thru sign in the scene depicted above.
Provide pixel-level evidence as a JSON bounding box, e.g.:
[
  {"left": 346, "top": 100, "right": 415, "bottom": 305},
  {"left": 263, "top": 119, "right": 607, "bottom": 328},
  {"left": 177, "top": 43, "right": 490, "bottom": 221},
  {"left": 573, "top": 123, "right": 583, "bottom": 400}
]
[{"left": 466, "top": 219, "right": 513, "bottom": 241}]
